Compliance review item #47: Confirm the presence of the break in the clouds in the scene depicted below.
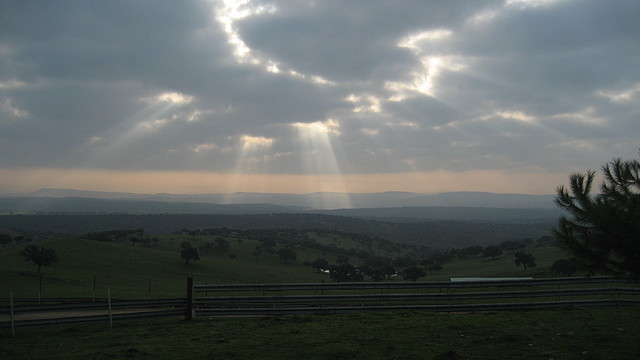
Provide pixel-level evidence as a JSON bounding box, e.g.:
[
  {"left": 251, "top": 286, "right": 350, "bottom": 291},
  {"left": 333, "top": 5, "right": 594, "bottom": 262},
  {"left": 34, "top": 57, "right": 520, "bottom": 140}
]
[{"left": 1, "top": 0, "right": 639, "bottom": 194}]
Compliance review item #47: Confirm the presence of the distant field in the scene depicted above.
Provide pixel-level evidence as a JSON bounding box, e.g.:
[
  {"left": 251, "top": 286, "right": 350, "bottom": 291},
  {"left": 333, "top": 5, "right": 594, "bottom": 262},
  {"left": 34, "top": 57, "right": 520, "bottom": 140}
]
[{"left": 1, "top": 231, "right": 566, "bottom": 299}]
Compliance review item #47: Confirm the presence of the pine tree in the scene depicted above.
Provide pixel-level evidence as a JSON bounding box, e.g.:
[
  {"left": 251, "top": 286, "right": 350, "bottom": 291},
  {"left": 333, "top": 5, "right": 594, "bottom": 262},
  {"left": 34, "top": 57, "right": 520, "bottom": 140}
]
[{"left": 554, "top": 156, "right": 640, "bottom": 276}]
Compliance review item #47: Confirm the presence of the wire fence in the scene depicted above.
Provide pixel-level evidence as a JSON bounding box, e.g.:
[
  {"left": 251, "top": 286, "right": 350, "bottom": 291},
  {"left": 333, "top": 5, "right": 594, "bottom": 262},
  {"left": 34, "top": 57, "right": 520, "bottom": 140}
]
[
  {"left": 2, "top": 277, "right": 638, "bottom": 335},
  {"left": 191, "top": 277, "right": 640, "bottom": 317}
]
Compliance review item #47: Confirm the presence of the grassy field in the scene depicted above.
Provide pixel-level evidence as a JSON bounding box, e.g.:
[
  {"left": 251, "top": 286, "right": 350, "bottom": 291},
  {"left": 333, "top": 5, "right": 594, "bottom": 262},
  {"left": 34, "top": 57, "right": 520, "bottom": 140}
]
[
  {"left": 2, "top": 307, "right": 639, "bottom": 359},
  {"left": 0, "top": 236, "right": 331, "bottom": 299},
  {"left": 0, "top": 234, "right": 566, "bottom": 299},
  {"left": 1, "top": 232, "right": 638, "bottom": 359}
]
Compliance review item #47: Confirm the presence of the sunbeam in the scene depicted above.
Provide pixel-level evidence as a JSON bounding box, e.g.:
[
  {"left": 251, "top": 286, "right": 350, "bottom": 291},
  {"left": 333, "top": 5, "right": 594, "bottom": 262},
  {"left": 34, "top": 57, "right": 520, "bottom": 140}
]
[
  {"left": 225, "top": 134, "right": 275, "bottom": 194},
  {"left": 292, "top": 119, "right": 352, "bottom": 209},
  {"left": 79, "top": 91, "right": 195, "bottom": 168}
]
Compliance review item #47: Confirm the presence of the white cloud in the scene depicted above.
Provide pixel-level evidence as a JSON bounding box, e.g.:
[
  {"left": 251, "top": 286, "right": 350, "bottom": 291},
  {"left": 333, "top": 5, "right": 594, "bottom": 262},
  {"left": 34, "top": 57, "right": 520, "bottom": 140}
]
[
  {"left": 291, "top": 119, "right": 341, "bottom": 136},
  {"left": 596, "top": 83, "right": 640, "bottom": 103},
  {"left": 0, "top": 99, "right": 29, "bottom": 120},
  {"left": 140, "top": 92, "right": 194, "bottom": 105}
]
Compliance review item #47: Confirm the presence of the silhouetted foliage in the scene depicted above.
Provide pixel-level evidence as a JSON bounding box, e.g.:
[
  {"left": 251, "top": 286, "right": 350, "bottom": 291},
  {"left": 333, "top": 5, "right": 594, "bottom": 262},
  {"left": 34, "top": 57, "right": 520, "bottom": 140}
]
[
  {"left": 393, "top": 256, "right": 417, "bottom": 268},
  {"left": 402, "top": 266, "right": 426, "bottom": 281},
  {"left": 83, "top": 228, "right": 144, "bottom": 242},
  {"left": 499, "top": 240, "right": 526, "bottom": 251},
  {"left": 180, "top": 241, "right": 199, "bottom": 263},
  {"left": 329, "top": 263, "right": 363, "bottom": 282},
  {"left": 336, "top": 254, "right": 350, "bottom": 265},
  {"left": 551, "top": 258, "right": 580, "bottom": 277},
  {"left": 554, "top": 156, "right": 640, "bottom": 276},
  {"left": 310, "top": 258, "right": 329, "bottom": 273},
  {"left": 459, "top": 246, "right": 483, "bottom": 258},
  {"left": 482, "top": 245, "right": 503, "bottom": 259},
  {"left": 514, "top": 251, "right": 537, "bottom": 270},
  {"left": 361, "top": 256, "right": 395, "bottom": 281},
  {"left": 277, "top": 247, "right": 297, "bottom": 263},
  {"left": 427, "top": 262, "right": 443, "bottom": 272},
  {"left": 21, "top": 245, "right": 57, "bottom": 273},
  {"left": 0, "top": 233, "right": 12, "bottom": 247}
]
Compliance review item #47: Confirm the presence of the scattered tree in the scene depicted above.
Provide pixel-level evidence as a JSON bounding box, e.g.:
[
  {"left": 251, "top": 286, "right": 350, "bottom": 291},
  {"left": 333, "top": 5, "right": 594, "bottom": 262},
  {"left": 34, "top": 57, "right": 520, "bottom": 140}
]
[
  {"left": 459, "top": 246, "right": 483, "bottom": 258},
  {"left": 0, "top": 233, "right": 12, "bottom": 247},
  {"left": 482, "top": 245, "right": 503, "bottom": 259},
  {"left": 401, "top": 266, "right": 426, "bottom": 281},
  {"left": 554, "top": 156, "right": 640, "bottom": 276},
  {"left": 180, "top": 241, "right": 199, "bottom": 264},
  {"left": 336, "top": 254, "right": 350, "bottom": 265},
  {"left": 551, "top": 258, "right": 580, "bottom": 277},
  {"left": 514, "top": 251, "right": 537, "bottom": 271},
  {"left": 21, "top": 245, "right": 58, "bottom": 273},
  {"left": 393, "top": 256, "right": 417, "bottom": 268},
  {"left": 362, "top": 256, "right": 395, "bottom": 281},
  {"left": 427, "top": 262, "right": 443, "bottom": 273},
  {"left": 214, "top": 237, "right": 230, "bottom": 251},
  {"left": 499, "top": 240, "right": 526, "bottom": 251},
  {"left": 310, "top": 258, "right": 329, "bottom": 273},
  {"left": 277, "top": 247, "right": 297, "bottom": 263},
  {"left": 329, "top": 263, "right": 363, "bottom": 282}
]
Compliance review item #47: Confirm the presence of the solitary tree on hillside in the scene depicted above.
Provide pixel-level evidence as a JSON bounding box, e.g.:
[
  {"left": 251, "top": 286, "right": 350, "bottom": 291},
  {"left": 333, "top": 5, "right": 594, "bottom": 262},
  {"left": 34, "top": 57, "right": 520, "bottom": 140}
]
[
  {"left": 180, "top": 241, "right": 200, "bottom": 264},
  {"left": 514, "top": 251, "right": 537, "bottom": 271},
  {"left": 22, "top": 245, "right": 58, "bottom": 273},
  {"left": 554, "top": 156, "right": 640, "bottom": 276}
]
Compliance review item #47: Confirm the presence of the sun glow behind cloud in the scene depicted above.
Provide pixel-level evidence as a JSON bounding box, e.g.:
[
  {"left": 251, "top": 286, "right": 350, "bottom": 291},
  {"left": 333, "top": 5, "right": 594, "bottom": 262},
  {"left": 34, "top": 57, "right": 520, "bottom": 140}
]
[{"left": 215, "top": 0, "right": 334, "bottom": 85}]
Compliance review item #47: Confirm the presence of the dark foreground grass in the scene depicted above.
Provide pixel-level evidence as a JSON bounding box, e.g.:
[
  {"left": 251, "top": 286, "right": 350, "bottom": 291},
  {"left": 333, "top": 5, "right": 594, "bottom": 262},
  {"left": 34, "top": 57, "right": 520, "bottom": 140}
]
[{"left": 2, "top": 306, "right": 639, "bottom": 360}]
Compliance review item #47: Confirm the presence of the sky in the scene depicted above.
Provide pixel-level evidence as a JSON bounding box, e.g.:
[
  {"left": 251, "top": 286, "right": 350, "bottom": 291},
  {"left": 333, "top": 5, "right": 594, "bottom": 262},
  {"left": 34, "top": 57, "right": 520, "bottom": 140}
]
[{"left": 1, "top": 0, "right": 639, "bottom": 196}]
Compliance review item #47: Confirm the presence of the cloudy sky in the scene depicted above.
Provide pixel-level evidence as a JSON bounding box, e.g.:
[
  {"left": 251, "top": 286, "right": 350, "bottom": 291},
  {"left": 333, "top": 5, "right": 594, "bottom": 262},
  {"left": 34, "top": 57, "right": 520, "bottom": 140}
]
[{"left": 1, "top": 0, "right": 639, "bottom": 196}]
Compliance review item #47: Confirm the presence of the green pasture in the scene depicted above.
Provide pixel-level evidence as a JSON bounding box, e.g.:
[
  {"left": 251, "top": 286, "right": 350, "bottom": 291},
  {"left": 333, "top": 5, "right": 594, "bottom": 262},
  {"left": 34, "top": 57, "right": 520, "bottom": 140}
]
[
  {"left": 1, "top": 231, "right": 567, "bottom": 300},
  {"left": 2, "top": 307, "right": 639, "bottom": 359},
  {"left": 0, "top": 236, "right": 329, "bottom": 299}
]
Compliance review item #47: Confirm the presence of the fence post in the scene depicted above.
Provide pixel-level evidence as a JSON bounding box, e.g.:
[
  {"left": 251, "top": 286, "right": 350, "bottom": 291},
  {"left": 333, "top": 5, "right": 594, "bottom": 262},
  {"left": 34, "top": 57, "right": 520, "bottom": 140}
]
[
  {"left": 186, "top": 277, "right": 193, "bottom": 321},
  {"left": 10, "top": 291, "right": 15, "bottom": 337},
  {"left": 107, "top": 288, "right": 113, "bottom": 328},
  {"left": 38, "top": 274, "right": 42, "bottom": 305}
]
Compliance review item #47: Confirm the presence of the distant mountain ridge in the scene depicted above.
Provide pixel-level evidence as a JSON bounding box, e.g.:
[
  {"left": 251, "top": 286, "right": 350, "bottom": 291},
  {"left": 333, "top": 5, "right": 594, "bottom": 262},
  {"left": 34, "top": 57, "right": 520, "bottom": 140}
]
[{"left": 9, "top": 188, "right": 556, "bottom": 210}]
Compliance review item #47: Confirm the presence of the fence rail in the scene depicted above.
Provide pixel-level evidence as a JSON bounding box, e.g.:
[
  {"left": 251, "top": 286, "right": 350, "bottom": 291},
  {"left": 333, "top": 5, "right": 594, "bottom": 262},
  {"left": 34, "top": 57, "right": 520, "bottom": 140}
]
[
  {"left": 195, "top": 299, "right": 640, "bottom": 316},
  {"left": 193, "top": 276, "right": 633, "bottom": 293},
  {"left": 191, "top": 277, "right": 639, "bottom": 318},
  {"left": 0, "top": 298, "right": 186, "bottom": 331},
  {"left": 2, "top": 277, "right": 638, "bottom": 332}
]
